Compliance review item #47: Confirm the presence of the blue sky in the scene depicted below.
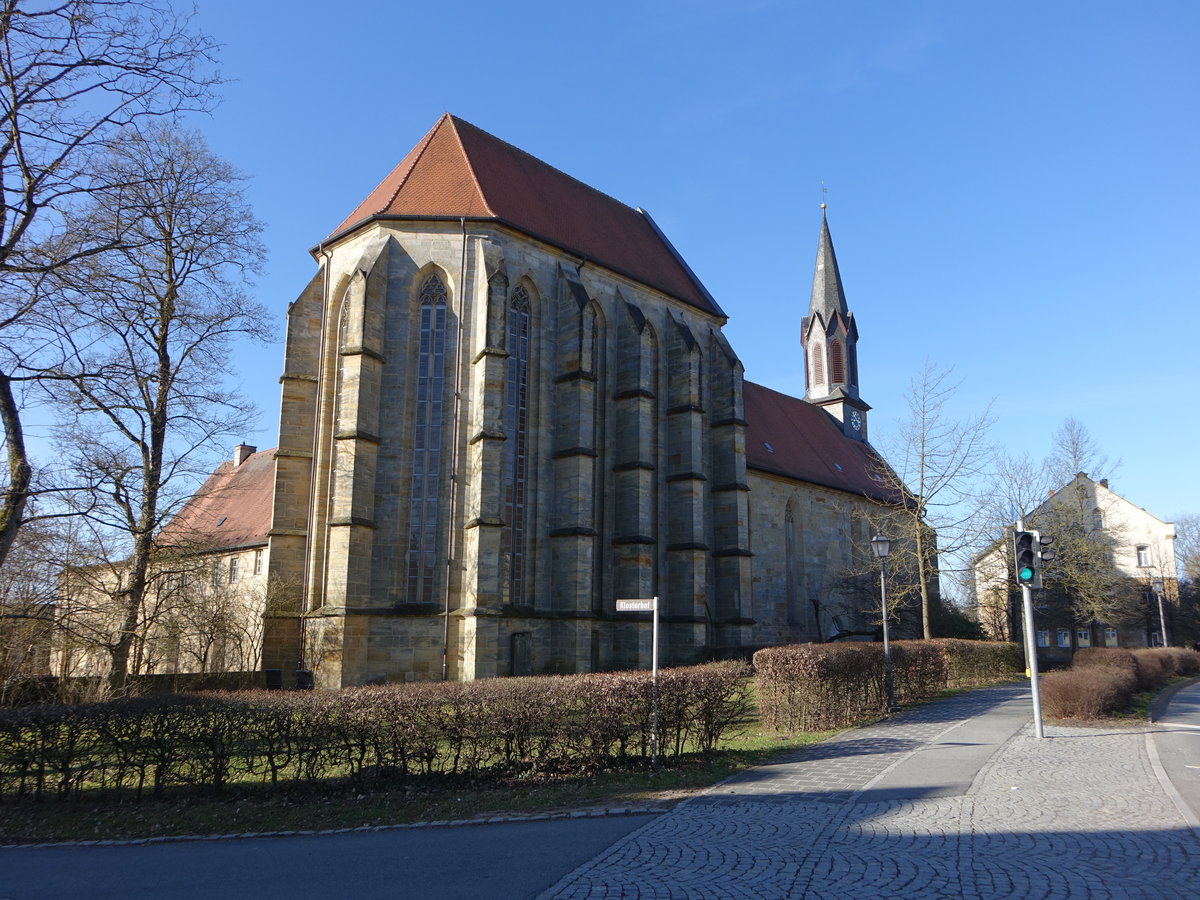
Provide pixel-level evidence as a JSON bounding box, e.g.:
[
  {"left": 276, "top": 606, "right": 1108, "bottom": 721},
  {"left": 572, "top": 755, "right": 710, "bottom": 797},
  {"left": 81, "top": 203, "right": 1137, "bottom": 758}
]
[{"left": 187, "top": 0, "right": 1199, "bottom": 524}]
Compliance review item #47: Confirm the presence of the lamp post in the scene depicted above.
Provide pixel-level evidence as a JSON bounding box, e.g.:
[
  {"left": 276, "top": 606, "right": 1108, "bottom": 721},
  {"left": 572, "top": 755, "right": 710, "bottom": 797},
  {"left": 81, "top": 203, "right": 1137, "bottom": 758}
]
[
  {"left": 1152, "top": 577, "right": 1168, "bottom": 648},
  {"left": 870, "top": 534, "right": 895, "bottom": 710}
]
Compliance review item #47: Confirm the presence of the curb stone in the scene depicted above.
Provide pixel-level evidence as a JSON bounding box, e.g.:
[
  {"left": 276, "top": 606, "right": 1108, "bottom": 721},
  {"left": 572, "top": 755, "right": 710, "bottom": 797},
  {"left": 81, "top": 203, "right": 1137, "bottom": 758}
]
[{"left": 0, "top": 806, "right": 671, "bottom": 850}]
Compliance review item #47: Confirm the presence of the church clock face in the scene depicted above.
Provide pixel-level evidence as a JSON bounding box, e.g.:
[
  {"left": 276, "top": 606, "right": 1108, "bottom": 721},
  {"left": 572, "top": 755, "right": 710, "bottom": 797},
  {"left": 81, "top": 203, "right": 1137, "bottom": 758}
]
[{"left": 850, "top": 410, "right": 862, "bottom": 432}]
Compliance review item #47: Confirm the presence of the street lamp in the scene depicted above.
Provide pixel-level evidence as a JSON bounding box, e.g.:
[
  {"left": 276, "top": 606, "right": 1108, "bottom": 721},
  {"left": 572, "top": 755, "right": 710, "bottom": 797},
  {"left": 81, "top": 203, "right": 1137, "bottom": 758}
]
[
  {"left": 870, "top": 534, "right": 895, "bottom": 710},
  {"left": 1152, "top": 577, "right": 1168, "bottom": 648}
]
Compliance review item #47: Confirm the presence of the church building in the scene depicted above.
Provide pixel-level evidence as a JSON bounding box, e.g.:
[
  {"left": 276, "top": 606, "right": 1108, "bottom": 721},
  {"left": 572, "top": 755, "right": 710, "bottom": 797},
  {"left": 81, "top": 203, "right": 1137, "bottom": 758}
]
[{"left": 259, "top": 114, "right": 907, "bottom": 687}]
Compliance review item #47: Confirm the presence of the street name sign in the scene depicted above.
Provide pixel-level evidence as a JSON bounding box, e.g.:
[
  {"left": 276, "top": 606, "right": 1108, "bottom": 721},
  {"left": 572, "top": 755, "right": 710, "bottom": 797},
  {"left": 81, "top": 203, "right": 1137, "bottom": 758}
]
[{"left": 615, "top": 598, "right": 656, "bottom": 612}]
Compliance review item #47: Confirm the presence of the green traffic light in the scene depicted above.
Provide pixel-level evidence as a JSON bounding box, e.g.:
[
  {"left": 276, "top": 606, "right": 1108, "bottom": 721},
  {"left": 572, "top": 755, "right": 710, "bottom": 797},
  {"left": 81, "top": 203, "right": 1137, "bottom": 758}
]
[{"left": 1018, "top": 566, "right": 1035, "bottom": 583}]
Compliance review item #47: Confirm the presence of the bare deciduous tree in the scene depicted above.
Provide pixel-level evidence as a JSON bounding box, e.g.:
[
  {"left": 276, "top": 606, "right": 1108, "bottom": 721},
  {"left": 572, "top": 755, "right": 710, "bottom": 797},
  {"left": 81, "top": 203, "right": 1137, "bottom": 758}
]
[
  {"left": 0, "top": 0, "right": 219, "bottom": 569},
  {"left": 1046, "top": 417, "right": 1119, "bottom": 487},
  {"left": 1174, "top": 513, "right": 1199, "bottom": 585},
  {"left": 43, "top": 124, "right": 268, "bottom": 691},
  {"left": 872, "top": 362, "right": 996, "bottom": 639}
]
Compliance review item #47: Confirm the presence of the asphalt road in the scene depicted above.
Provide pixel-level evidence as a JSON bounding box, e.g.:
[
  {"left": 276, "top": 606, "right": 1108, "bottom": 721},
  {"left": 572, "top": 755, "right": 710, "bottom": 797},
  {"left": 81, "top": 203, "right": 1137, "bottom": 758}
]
[
  {"left": 1153, "top": 679, "right": 1200, "bottom": 828},
  {"left": 0, "top": 815, "right": 654, "bottom": 900}
]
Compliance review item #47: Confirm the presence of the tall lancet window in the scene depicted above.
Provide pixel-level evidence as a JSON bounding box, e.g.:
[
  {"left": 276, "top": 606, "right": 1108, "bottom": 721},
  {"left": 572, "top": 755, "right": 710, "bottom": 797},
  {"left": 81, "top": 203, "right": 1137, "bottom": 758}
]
[
  {"left": 504, "top": 285, "right": 533, "bottom": 604},
  {"left": 785, "top": 500, "right": 799, "bottom": 624},
  {"left": 407, "top": 273, "right": 450, "bottom": 604}
]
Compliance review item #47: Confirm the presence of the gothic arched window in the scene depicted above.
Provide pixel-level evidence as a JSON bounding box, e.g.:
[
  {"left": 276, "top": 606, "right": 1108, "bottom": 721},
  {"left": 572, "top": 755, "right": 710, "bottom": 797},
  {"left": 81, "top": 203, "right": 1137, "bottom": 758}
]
[
  {"left": 407, "top": 273, "right": 450, "bottom": 604},
  {"left": 829, "top": 339, "right": 846, "bottom": 384},
  {"left": 503, "top": 285, "right": 533, "bottom": 604}
]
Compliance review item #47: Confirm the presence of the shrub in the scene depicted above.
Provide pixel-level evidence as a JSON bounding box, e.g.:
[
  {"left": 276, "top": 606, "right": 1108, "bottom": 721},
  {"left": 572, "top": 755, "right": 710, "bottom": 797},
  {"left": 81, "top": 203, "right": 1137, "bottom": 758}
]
[
  {"left": 1072, "top": 647, "right": 1137, "bottom": 677},
  {"left": 891, "top": 641, "right": 948, "bottom": 704},
  {"left": 1164, "top": 648, "right": 1200, "bottom": 677},
  {"left": 929, "top": 639, "right": 1022, "bottom": 687},
  {"left": 1131, "top": 650, "right": 1170, "bottom": 691},
  {"left": 753, "top": 639, "right": 1023, "bottom": 734},
  {"left": 0, "top": 661, "right": 752, "bottom": 801},
  {"left": 753, "top": 643, "right": 886, "bottom": 732},
  {"left": 1040, "top": 668, "right": 1136, "bottom": 719}
]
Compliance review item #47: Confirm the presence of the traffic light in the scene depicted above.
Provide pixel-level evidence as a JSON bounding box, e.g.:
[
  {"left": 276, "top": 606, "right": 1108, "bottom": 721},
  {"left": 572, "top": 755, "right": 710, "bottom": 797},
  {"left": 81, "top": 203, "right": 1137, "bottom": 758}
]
[
  {"left": 1036, "top": 533, "right": 1055, "bottom": 564},
  {"left": 1014, "top": 531, "right": 1036, "bottom": 586}
]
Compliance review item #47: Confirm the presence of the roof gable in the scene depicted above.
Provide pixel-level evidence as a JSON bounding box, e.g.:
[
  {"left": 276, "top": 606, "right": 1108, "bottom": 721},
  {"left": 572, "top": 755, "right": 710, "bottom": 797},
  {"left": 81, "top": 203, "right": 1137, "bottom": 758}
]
[
  {"left": 744, "top": 382, "right": 898, "bottom": 502},
  {"left": 327, "top": 114, "right": 722, "bottom": 316},
  {"left": 158, "top": 449, "right": 275, "bottom": 553}
]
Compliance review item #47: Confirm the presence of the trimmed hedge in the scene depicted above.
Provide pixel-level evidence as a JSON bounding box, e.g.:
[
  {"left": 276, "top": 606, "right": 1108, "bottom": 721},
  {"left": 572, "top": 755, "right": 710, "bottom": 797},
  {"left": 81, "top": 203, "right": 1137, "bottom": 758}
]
[
  {"left": 1040, "top": 668, "right": 1137, "bottom": 719},
  {"left": 1042, "top": 646, "right": 1200, "bottom": 718},
  {"left": 753, "top": 639, "right": 1022, "bottom": 732},
  {"left": 1073, "top": 647, "right": 1200, "bottom": 693},
  {"left": 0, "top": 661, "right": 750, "bottom": 801}
]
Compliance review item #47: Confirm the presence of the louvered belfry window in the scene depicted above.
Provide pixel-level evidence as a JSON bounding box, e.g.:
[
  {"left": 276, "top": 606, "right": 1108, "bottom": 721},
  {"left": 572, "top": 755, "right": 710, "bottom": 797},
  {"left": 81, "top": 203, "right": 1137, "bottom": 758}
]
[
  {"left": 407, "top": 273, "right": 449, "bottom": 604},
  {"left": 829, "top": 339, "right": 846, "bottom": 384},
  {"left": 503, "top": 285, "right": 532, "bottom": 604},
  {"left": 811, "top": 344, "right": 825, "bottom": 387}
]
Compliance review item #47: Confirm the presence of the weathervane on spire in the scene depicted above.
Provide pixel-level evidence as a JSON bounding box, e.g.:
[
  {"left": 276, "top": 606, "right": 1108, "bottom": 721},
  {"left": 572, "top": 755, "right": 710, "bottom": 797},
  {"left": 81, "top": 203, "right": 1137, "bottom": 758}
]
[{"left": 820, "top": 181, "right": 828, "bottom": 213}]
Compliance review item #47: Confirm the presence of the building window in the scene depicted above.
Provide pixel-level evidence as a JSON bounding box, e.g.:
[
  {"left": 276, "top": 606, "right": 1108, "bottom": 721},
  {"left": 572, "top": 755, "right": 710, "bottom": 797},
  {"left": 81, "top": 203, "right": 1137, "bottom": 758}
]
[
  {"left": 1136, "top": 545, "right": 1150, "bottom": 568},
  {"left": 253, "top": 549, "right": 264, "bottom": 576},
  {"left": 408, "top": 273, "right": 450, "bottom": 605},
  {"left": 503, "top": 285, "right": 532, "bottom": 604},
  {"left": 1076, "top": 628, "right": 1091, "bottom": 648},
  {"left": 228, "top": 557, "right": 239, "bottom": 584},
  {"left": 1037, "top": 629, "right": 1050, "bottom": 648},
  {"left": 1151, "top": 631, "right": 1163, "bottom": 648},
  {"left": 1104, "top": 628, "right": 1119, "bottom": 648},
  {"left": 210, "top": 560, "right": 221, "bottom": 589},
  {"left": 1092, "top": 509, "right": 1104, "bottom": 531},
  {"left": 1057, "top": 629, "right": 1071, "bottom": 648}
]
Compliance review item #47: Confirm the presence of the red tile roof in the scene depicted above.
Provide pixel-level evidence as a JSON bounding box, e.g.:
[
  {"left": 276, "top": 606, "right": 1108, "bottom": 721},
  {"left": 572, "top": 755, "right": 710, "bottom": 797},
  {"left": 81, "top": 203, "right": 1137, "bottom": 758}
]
[
  {"left": 328, "top": 114, "right": 723, "bottom": 317},
  {"left": 744, "top": 382, "right": 900, "bottom": 503},
  {"left": 158, "top": 449, "right": 275, "bottom": 553}
]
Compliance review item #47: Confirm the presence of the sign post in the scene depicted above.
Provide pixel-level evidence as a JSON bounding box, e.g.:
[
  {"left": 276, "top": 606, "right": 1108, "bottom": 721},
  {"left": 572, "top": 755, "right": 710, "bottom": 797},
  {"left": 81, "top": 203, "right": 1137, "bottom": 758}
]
[{"left": 616, "top": 596, "right": 659, "bottom": 765}]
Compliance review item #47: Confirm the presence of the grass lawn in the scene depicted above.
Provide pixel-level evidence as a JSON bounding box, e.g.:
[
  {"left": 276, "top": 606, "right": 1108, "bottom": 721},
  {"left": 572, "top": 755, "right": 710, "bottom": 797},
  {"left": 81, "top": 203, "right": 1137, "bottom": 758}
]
[{"left": 0, "top": 723, "right": 838, "bottom": 844}]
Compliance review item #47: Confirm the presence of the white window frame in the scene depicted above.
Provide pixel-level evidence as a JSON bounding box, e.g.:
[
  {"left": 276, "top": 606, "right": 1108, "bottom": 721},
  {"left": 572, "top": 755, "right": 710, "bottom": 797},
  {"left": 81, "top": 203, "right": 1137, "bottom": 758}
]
[
  {"left": 1076, "top": 628, "right": 1092, "bottom": 648},
  {"left": 228, "top": 556, "right": 240, "bottom": 584},
  {"left": 1037, "top": 629, "right": 1050, "bottom": 648},
  {"left": 1104, "top": 628, "right": 1119, "bottom": 648},
  {"left": 1136, "top": 545, "right": 1150, "bottom": 568},
  {"left": 1057, "top": 629, "right": 1071, "bottom": 648},
  {"left": 254, "top": 549, "right": 264, "bottom": 576}
]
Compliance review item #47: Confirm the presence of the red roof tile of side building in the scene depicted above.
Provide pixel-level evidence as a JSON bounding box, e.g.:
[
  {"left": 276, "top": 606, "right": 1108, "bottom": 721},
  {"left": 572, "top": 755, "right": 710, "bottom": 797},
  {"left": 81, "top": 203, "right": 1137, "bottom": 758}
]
[
  {"left": 744, "top": 382, "right": 900, "bottom": 504},
  {"left": 157, "top": 448, "right": 275, "bottom": 554},
  {"left": 326, "top": 114, "right": 724, "bottom": 318}
]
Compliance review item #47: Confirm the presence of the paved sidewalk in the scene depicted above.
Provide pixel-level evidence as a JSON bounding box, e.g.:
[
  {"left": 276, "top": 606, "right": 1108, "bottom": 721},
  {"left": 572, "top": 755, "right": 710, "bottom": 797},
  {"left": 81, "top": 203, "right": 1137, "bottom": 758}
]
[{"left": 539, "top": 682, "right": 1200, "bottom": 899}]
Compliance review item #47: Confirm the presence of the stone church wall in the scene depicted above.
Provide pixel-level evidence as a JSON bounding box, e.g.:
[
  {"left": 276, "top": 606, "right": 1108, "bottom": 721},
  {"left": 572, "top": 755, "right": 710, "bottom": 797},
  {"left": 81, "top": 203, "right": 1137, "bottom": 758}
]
[
  {"left": 747, "top": 470, "right": 881, "bottom": 648},
  {"left": 267, "top": 220, "right": 756, "bottom": 687}
]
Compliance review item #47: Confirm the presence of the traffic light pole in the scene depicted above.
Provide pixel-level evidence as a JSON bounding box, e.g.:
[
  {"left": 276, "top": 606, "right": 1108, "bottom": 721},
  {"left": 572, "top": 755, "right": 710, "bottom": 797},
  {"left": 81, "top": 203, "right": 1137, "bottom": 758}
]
[
  {"left": 1016, "top": 520, "right": 1045, "bottom": 739},
  {"left": 1019, "top": 582, "right": 1045, "bottom": 739}
]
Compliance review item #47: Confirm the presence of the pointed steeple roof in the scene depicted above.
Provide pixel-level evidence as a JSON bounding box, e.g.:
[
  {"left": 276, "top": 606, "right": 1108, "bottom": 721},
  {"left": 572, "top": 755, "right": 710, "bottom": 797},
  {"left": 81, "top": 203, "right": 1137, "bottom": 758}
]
[
  {"left": 325, "top": 114, "right": 723, "bottom": 317},
  {"left": 808, "top": 209, "right": 849, "bottom": 323}
]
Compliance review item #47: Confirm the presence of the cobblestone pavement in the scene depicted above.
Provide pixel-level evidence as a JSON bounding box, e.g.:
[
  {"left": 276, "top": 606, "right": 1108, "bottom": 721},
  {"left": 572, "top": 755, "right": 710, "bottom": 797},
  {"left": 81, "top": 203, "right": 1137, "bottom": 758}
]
[{"left": 539, "top": 683, "right": 1200, "bottom": 899}]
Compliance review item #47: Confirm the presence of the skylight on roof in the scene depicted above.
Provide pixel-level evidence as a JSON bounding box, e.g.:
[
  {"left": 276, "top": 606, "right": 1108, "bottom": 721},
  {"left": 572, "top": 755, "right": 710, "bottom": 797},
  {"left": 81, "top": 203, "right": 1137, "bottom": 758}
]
[
  {"left": 870, "top": 473, "right": 883, "bottom": 482},
  {"left": 833, "top": 463, "right": 843, "bottom": 472},
  {"left": 763, "top": 442, "right": 775, "bottom": 453},
  {"left": 216, "top": 516, "right": 227, "bottom": 527}
]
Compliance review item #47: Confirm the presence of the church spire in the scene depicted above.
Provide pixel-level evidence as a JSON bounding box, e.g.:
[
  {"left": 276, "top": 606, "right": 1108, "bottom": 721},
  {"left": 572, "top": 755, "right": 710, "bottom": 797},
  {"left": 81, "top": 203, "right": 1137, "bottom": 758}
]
[
  {"left": 809, "top": 206, "right": 850, "bottom": 324},
  {"left": 801, "top": 208, "right": 869, "bottom": 441}
]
